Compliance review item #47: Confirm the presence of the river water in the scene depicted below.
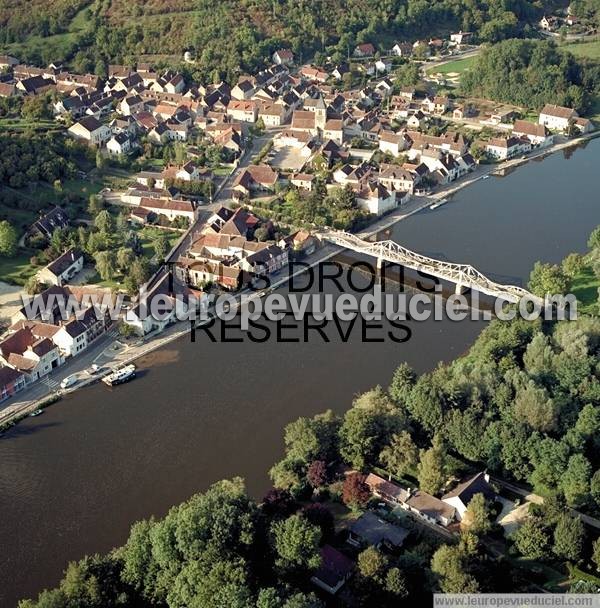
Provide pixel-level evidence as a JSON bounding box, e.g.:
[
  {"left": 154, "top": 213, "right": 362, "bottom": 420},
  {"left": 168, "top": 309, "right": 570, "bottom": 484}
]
[{"left": 0, "top": 140, "right": 599, "bottom": 605}]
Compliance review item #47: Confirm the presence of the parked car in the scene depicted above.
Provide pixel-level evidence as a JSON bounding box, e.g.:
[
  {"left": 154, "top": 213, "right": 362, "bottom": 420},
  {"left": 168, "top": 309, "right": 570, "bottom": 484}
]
[{"left": 60, "top": 375, "right": 78, "bottom": 389}]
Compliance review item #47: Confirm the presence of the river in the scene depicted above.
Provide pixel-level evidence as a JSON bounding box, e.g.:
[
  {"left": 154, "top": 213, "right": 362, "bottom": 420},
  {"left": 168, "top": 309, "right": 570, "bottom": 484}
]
[{"left": 0, "top": 140, "right": 599, "bottom": 606}]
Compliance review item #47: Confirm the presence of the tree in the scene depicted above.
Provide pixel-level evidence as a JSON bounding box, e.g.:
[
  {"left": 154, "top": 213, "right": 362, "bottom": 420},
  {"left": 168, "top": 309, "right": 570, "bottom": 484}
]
[
  {"left": 528, "top": 261, "right": 570, "bottom": 297},
  {"left": 0, "top": 220, "right": 18, "bottom": 257},
  {"left": 301, "top": 504, "right": 334, "bottom": 539},
  {"left": 116, "top": 248, "right": 135, "bottom": 272},
  {"left": 562, "top": 253, "right": 585, "bottom": 279},
  {"left": 461, "top": 493, "right": 492, "bottom": 536},
  {"left": 379, "top": 431, "right": 418, "bottom": 479},
  {"left": 417, "top": 439, "right": 448, "bottom": 495},
  {"left": 388, "top": 362, "right": 416, "bottom": 407},
  {"left": 591, "top": 470, "right": 600, "bottom": 504},
  {"left": 94, "top": 250, "right": 116, "bottom": 281},
  {"left": 592, "top": 538, "right": 600, "bottom": 572},
  {"left": 561, "top": 454, "right": 591, "bottom": 507},
  {"left": 342, "top": 473, "right": 370, "bottom": 510},
  {"left": 357, "top": 546, "right": 385, "bottom": 579},
  {"left": 306, "top": 460, "right": 328, "bottom": 489},
  {"left": 385, "top": 567, "right": 409, "bottom": 599},
  {"left": 94, "top": 210, "right": 113, "bottom": 235},
  {"left": 512, "top": 517, "right": 550, "bottom": 560},
  {"left": 553, "top": 513, "right": 585, "bottom": 562},
  {"left": 271, "top": 514, "right": 321, "bottom": 571},
  {"left": 284, "top": 410, "right": 339, "bottom": 464},
  {"left": 513, "top": 382, "right": 556, "bottom": 432},
  {"left": 339, "top": 387, "right": 405, "bottom": 469},
  {"left": 588, "top": 225, "right": 600, "bottom": 251},
  {"left": 88, "top": 194, "right": 104, "bottom": 216},
  {"left": 430, "top": 545, "right": 479, "bottom": 593},
  {"left": 24, "top": 276, "right": 42, "bottom": 295},
  {"left": 153, "top": 233, "right": 170, "bottom": 260}
]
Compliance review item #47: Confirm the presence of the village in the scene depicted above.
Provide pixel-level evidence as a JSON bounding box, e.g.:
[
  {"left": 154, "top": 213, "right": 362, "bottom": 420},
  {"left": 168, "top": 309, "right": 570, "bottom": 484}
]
[{"left": 0, "top": 28, "right": 597, "bottom": 407}]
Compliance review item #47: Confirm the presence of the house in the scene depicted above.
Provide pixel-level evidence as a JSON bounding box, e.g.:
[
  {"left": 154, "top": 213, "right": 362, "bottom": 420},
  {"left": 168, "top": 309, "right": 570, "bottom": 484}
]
[
  {"left": 138, "top": 198, "right": 198, "bottom": 222},
  {"left": 512, "top": 120, "right": 554, "bottom": 147},
  {"left": 538, "top": 104, "right": 579, "bottom": 132},
  {"left": 232, "top": 165, "right": 279, "bottom": 196},
  {"left": 273, "top": 49, "right": 294, "bottom": 66},
  {"left": 0, "top": 82, "right": 17, "bottom": 97},
  {"left": 299, "top": 65, "right": 329, "bottom": 83},
  {"left": 227, "top": 100, "right": 258, "bottom": 123},
  {"left": 36, "top": 248, "right": 84, "bottom": 286},
  {"left": 365, "top": 473, "right": 410, "bottom": 505},
  {"left": 106, "top": 132, "right": 134, "bottom": 155},
  {"left": 231, "top": 80, "right": 255, "bottom": 101},
  {"left": 0, "top": 327, "right": 63, "bottom": 382},
  {"left": 52, "top": 306, "right": 107, "bottom": 357},
  {"left": 310, "top": 545, "right": 354, "bottom": 595},
  {"left": 68, "top": 116, "right": 111, "bottom": 146},
  {"left": 484, "top": 136, "right": 531, "bottom": 160},
  {"left": 347, "top": 511, "right": 410, "bottom": 550},
  {"left": 405, "top": 490, "right": 457, "bottom": 527},
  {"left": 120, "top": 95, "right": 144, "bottom": 116},
  {"left": 0, "top": 365, "right": 26, "bottom": 402},
  {"left": 574, "top": 117, "right": 594, "bottom": 133},
  {"left": 220, "top": 207, "right": 261, "bottom": 238},
  {"left": 178, "top": 257, "right": 244, "bottom": 290},
  {"left": 331, "top": 63, "right": 350, "bottom": 81},
  {"left": 0, "top": 55, "right": 18, "bottom": 70},
  {"left": 238, "top": 244, "right": 289, "bottom": 275},
  {"left": 29, "top": 207, "right": 69, "bottom": 240},
  {"left": 539, "top": 15, "right": 559, "bottom": 31},
  {"left": 356, "top": 181, "right": 397, "bottom": 215},
  {"left": 442, "top": 472, "right": 495, "bottom": 521},
  {"left": 407, "top": 110, "right": 427, "bottom": 129},
  {"left": 323, "top": 119, "right": 344, "bottom": 145},
  {"left": 392, "top": 42, "right": 412, "bottom": 57},
  {"left": 379, "top": 130, "right": 408, "bottom": 156},
  {"left": 378, "top": 164, "right": 418, "bottom": 194},
  {"left": 450, "top": 31, "right": 473, "bottom": 46},
  {"left": 290, "top": 173, "right": 315, "bottom": 191},
  {"left": 16, "top": 75, "right": 54, "bottom": 95},
  {"left": 354, "top": 43, "right": 376, "bottom": 58}
]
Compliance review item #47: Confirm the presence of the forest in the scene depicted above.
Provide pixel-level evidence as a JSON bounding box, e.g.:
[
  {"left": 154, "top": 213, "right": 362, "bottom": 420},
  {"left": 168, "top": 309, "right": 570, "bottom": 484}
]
[
  {"left": 1, "top": 0, "right": 560, "bottom": 81},
  {"left": 461, "top": 38, "right": 600, "bottom": 111}
]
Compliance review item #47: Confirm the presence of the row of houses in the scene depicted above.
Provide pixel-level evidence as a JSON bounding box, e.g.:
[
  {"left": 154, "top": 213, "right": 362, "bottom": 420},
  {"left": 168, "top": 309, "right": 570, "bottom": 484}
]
[{"left": 0, "top": 285, "right": 113, "bottom": 402}]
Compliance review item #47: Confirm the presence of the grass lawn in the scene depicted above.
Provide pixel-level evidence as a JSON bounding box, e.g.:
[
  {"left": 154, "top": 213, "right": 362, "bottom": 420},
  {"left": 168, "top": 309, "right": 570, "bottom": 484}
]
[
  {"left": 139, "top": 227, "right": 181, "bottom": 260},
  {"left": 0, "top": 118, "right": 63, "bottom": 133},
  {"left": 426, "top": 55, "right": 477, "bottom": 77},
  {"left": 571, "top": 265, "right": 599, "bottom": 314},
  {"left": 0, "top": 250, "right": 37, "bottom": 285}
]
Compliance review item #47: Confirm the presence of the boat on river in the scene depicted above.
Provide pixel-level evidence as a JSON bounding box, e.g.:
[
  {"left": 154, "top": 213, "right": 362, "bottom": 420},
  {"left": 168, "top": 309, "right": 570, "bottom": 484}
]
[
  {"left": 29, "top": 409, "right": 43, "bottom": 417},
  {"left": 102, "top": 365, "right": 136, "bottom": 387},
  {"left": 429, "top": 198, "right": 448, "bottom": 210}
]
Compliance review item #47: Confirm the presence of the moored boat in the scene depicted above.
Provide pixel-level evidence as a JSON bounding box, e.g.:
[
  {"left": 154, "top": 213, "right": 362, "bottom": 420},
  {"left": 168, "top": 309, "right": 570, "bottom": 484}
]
[{"left": 102, "top": 364, "right": 136, "bottom": 387}]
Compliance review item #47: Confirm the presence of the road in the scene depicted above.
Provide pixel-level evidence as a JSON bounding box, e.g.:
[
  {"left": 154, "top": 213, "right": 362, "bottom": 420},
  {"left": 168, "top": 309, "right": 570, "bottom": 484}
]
[{"left": 166, "top": 128, "right": 278, "bottom": 264}]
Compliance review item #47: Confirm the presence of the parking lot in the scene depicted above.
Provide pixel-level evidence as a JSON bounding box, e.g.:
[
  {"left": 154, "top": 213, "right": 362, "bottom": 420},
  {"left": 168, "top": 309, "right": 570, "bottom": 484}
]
[{"left": 268, "top": 146, "right": 307, "bottom": 171}]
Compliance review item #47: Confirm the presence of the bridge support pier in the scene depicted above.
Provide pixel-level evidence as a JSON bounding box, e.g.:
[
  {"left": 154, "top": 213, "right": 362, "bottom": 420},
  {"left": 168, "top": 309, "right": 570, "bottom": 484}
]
[
  {"left": 376, "top": 257, "right": 384, "bottom": 271},
  {"left": 455, "top": 282, "right": 466, "bottom": 295}
]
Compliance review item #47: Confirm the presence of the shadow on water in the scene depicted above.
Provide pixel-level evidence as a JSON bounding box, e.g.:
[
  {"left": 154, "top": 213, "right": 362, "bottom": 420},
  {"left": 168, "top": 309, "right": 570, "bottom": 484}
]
[{"left": 1, "top": 421, "right": 62, "bottom": 440}]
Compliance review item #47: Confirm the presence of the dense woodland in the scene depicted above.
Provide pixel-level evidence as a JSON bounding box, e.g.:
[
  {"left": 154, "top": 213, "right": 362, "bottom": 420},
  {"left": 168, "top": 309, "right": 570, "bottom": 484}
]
[
  {"left": 1, "top": 0, "right": 562, "bottom": 80},
  {"left": 461, "top": 38, "right": 600, "bottom": 111}
]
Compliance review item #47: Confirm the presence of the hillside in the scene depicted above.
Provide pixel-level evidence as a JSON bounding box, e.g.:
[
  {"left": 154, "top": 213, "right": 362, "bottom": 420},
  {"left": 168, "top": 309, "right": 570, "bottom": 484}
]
[{"left": 1, "top": 0, "right": 562, "bottom": 80}]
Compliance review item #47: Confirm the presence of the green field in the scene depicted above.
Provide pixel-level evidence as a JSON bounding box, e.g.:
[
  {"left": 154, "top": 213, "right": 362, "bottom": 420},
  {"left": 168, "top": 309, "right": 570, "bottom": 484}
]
[
  {"left": 0, "top": 250, "right": 37, "bottom": 285},
  {"left": 1, "top": 5, "right": 92, "bottom": 64},
  {"left": 426, "top": 55, "right": 477, "bottom": 77},
  {"left": 563, "top": 38, "right": 600, "bottom": 60},
  {"left": 571, "top": 265, "right": 599, "bottom": 315}
]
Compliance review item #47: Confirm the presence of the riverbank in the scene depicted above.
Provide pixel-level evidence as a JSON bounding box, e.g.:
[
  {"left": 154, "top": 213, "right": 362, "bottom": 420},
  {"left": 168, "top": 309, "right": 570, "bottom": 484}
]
[{"left": 1, "top": 127, "right": 598, "bottom": 429}]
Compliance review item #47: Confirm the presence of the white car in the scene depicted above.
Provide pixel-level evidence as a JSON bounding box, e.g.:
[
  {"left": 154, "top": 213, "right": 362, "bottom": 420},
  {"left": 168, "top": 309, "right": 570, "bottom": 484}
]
[{"left": 60, "top": 375, "right": 78, "bottom": 389}]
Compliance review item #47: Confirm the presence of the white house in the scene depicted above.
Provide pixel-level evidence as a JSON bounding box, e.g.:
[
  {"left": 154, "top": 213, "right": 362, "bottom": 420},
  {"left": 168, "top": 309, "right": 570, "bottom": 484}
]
[
  {"left": 442, "top": 472, "right": 495, "bottom": 521},
  {"left": 538, "top": 104, "right": 578, "bottom": 132},
  {"left": 356, "top": 182, "right": 397, "bottom": 215},
  {"left": 484, "top": 136, "right": 531, "bottom": 160},
  {"left": 106, "top": 132, "right": 133, "bottom": 155},
  {"left": 68, "top": 116, "right": 111, "bottom": 146},
  {"left": 512, "top": 120, "right": 554, "bottom": 147},
  {"left": 36, "top": 248, "right": 84, "bottom": 286}
]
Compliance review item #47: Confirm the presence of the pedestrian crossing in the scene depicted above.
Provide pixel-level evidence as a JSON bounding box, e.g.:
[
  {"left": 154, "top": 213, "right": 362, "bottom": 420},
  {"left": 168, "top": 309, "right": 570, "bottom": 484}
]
[{"left": 45, "top": 378, "right": 59, "bottom": 389}]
